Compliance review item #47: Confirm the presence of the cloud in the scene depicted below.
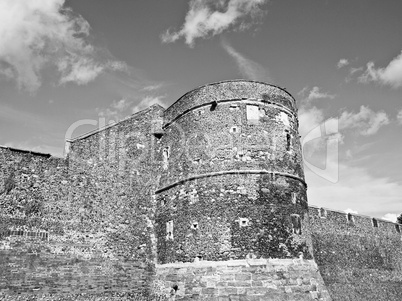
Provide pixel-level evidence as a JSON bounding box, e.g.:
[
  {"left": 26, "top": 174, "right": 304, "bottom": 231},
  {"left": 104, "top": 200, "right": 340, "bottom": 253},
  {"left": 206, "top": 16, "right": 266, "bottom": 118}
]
[
  {"left": 358, "top": 51, "right": 402, "bottom": 88},
  {"left": 306, "top": 160, "right": 402, "bottom": 218},
  {"left": 397, "top": 109, "right": 402, "bottom": 125},
  {"left": 221, "top": 40, "right": 270, "bottom": 81},
  {"left": 298, "top": 106, "right": 325, "bottom": 138},
  {"left": 337, "top": 59, "right": 349, "bottom": 69},
  {"left": 344, "top": 208, "right": 358, "bottom": 214},
  {"left": 382, "top": 213, "right": 398, "bottom": 223},
  {"left": 142, "top": 83, "right": 164, "bottom": 92},
  {"left": 97, "top": 99, "right": 133, "bottom": 122},
  {"left": 161, "top": 0, "right": 268, "bottom": 47},
  {"left": 301, "top": 86, "right": 336, "bottom": 103},
  {"left": 132, "top": 96, "right": 167, "bottom": 113},
  {"left": 97, "top": 95, "right": 168, "bottom": 122},
  {"left": 0, "top": 0, "right": 125, "bottom": 92},
  {"left": 338, "top": 106, "right": 389, "bottom": 136}
]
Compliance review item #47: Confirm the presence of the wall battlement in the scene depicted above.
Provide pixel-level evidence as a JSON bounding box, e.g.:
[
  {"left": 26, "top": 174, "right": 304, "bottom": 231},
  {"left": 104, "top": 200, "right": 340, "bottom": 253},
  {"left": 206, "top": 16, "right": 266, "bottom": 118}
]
[
  {"left": 1, "top": 80, "right": 402, "bottom": 300},
  {"left": 309, "top": 205, "right": 402, "bottom": 237}
]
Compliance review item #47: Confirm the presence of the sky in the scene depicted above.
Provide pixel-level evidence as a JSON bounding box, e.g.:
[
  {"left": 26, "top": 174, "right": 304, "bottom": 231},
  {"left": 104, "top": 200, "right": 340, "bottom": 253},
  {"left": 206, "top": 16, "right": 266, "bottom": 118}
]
[{"left": 0, "top": 0, "right": 401, "bottom": 221}]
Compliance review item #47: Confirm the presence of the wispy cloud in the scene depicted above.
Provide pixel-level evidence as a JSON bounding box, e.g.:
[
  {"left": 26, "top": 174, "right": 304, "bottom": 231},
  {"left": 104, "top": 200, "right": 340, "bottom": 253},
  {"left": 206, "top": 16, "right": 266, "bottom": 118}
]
[
  {"left": 337, "top": 59, "right": 349, "bottom": 69},
  {"left": 142, "top": 83, "right": 165, "bottom": 92},
  {"left": 161, "top": 0, "right": 268, "bottom": 47},
  {"left": 132, "top": 96, "right": 167, "bottom": 113},
  {"left": 358, "top": 50, "right": 402, "bottom": 88},
  {"left": 306, "top": 160, "right": 402, "bottom": 218},
  {"left": 97, "top": 95, "right": 168, "bottom": 122},
  {"left": 221, "top": 40, "right": 270, "bottom": 81},
  {"left": 300, "top": 86, "right": 336, "bottom": 103},
  {"left": 397, "top": 109, "right": 402, "bottom": 125},
  {"left": 0, "top": 0, "right": 125, "bottom": 92},
  {"left": 338, "top": 106, "right": 389, "bottom": 136}
]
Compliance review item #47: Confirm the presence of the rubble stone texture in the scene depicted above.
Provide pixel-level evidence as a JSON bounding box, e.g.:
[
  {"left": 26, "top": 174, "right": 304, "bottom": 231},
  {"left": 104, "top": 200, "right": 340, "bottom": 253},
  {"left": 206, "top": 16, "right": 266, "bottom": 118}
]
[{"left": 0, "top": 80, "right": 401, "bottom": 300}]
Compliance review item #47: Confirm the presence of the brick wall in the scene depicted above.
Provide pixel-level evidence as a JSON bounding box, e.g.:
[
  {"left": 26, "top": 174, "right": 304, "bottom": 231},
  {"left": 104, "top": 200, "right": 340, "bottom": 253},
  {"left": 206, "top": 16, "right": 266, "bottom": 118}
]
[{"left": 155, "top": 258, "right": 331, "bottom": 300}]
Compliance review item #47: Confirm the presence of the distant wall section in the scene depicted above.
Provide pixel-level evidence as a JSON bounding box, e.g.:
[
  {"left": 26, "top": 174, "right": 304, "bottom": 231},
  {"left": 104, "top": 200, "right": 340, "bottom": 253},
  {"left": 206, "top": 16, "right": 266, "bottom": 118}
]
[{"left": 309, "top": 206, "right": 402, "bottom": 301}]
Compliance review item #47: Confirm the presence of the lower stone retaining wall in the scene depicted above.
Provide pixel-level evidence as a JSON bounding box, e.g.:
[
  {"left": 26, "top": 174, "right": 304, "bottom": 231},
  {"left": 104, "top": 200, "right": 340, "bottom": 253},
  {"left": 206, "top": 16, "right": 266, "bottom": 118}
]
[{"left": 155, "top": 258, "right": 332, "bottom": 300}]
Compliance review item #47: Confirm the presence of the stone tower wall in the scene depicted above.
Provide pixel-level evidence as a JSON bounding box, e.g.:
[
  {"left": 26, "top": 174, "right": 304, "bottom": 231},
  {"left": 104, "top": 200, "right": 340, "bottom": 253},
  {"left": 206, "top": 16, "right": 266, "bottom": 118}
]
[{"left": 155, "top": 81, "right": 312, "bottom": 263}]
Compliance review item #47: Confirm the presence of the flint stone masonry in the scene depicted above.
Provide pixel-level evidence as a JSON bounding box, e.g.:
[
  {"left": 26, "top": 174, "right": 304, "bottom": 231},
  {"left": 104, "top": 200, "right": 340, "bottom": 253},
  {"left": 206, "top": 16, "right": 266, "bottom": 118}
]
[{"left": 1, "top": 80, "right": 402, "bottom": 300}]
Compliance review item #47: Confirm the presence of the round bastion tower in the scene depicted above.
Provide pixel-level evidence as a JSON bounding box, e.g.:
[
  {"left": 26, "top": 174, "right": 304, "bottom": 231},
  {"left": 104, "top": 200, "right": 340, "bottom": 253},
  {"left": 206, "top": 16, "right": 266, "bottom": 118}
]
[{"left": 155, "top": 80, "right": 312, "bottom": 263}]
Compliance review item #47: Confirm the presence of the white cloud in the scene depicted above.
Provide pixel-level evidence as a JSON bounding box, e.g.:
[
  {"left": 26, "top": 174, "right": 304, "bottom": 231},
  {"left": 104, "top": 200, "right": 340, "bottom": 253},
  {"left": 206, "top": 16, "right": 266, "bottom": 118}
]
[
  {"left": 221, "top": 40, "right": 270, "bottom": 81},
  {"left": 0, "top": 0, "right": 125, "bottom": 92},
  {"left": 397, "top": 109, "right": 402, "bottom": 125},
  {"left": 306, "top": 160, "right": 402, "bottom": 218},
  {"left": 142, "top": 83, "right": 164, "bottom": 92},
  {"left": 307, "top": 87, "right": 335, "bottom": 102},
  {"left": 97, "top": 99, "right": 133, "bottom": 122},
  {"left": 161, "top": 0, "right": 267, "bottom": 47},
  {"left": 298, "top": 106, "right": 325, "bottom": 138},
  {"left": 298, "top": 87, "right": 335, "bottom": 104},
  {"left": 358, "top": 51, "right": 402, "bottom": 88},
  {"left": 132, "top": 96, "right": 167, "bottom": 114},
  {"left": 338, "top": 106, "right": 389, "bottom": 136},
  {"left": 344, "top": 208, "right": 358, "bottom": 214},
  {"left": 382, "top": 213, "right": 398, "bottom": 223},
  {"left": 337, "top": 59, "right": 349, "bottom": 69}
]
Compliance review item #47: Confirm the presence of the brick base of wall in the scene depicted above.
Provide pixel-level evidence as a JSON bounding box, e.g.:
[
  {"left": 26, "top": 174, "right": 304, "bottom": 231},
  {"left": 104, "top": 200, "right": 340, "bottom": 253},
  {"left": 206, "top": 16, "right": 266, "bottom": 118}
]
[{"left": 154, "top": 258, "right": 332, "bottom": 301}]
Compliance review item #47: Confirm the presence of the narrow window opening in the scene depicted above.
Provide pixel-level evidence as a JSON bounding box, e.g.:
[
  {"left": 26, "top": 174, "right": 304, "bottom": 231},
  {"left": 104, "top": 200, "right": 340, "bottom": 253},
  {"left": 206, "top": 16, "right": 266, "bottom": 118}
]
[
  {"left": 166, "top": 220, "right": 174, "bottom": 240},
  {"left": 162, "top": 147, "right": 170, "bottom": 170},
  {"left": 210, "top": 101, "right": 218, "bottom": 111},
  {"left": 372, "top": 218, "right": 378, "bottom": 228},
  {"left": 347, "top": 213, "right": 355, "bottom": 224},
  {"left": 285, "top": 130, "right": 291, "bottom": 151},
  {"left": 291, "top": 214, "right": 302, "bottom": 235},
  {"left": 291, "top": 193, "right": 297, "bottom": 204},
  {"left": 319, "top": 208, "right": 327, "bottom": 218},
  {"left": 395, "top": 224, "right": 400, "bottom": 233}
]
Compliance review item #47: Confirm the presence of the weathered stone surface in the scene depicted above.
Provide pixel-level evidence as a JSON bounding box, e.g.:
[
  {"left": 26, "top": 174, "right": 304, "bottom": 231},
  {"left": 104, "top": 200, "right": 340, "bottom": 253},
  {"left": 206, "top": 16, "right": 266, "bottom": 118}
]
[{"left": 1, "top": 80, "right": 401, "bottom": 300}]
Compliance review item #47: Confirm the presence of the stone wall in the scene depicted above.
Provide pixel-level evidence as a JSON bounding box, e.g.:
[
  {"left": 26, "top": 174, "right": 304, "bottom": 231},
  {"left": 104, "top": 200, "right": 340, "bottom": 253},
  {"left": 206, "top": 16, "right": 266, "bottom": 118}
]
[
  {"left": 156, "top": 80, "right": 310, "bottom": 263},
  {"left": 309, "top": 206, "right": 402, "bottom": 301},
  {"left": 0, "top": 104, "right": 166, "bottom": 297},
  {"left": 155, "top": 258, "right": 332, "bottom": 300}
]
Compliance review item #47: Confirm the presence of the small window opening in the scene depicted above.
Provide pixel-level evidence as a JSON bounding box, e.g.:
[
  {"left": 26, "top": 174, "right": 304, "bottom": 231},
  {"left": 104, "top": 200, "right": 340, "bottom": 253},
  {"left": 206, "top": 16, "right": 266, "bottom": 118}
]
[
  {"left": 291, "top": 214, "right": 302, "bottom": 235},
  {"left": 395, "top": 224, "right": 400, "bottom": 233},
  {"left": 194, "top": 255, "right": 203, "bottom": 262},
  {"left": 161, "top": 199, "right": 166, "bottom": 206},
  {"left": 239, "top": 218, "right": 250, "bottom": 227},
  {"left": 191, "top": 222, "right": 199, "bottom": 230},
  {"left": 372, "top": 218, "right": 378, "bottom": 228},
  {"left": 319, "top": 208, "right": 327, "bottom": 218},
  {"left": 210, "top": 101, "right": 218, "bottom": 111}
]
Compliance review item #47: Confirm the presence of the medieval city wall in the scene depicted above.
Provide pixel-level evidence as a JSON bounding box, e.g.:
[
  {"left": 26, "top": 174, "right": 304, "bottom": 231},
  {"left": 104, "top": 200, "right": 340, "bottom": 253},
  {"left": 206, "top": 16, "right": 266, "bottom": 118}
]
[
  {"left": 309, "top": 206, "right": 402, "bottom": 301},
  {"left": 0, "top": 105, "right": 165, "bottom": 297}
]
